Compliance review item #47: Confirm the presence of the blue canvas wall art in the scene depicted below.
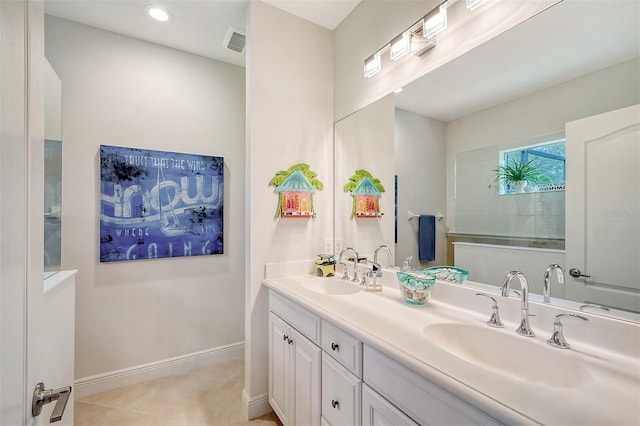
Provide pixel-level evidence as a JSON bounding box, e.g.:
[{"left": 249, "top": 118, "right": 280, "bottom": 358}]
[{"left": 100, "top": 145, "right": 224, "bottom": 262}]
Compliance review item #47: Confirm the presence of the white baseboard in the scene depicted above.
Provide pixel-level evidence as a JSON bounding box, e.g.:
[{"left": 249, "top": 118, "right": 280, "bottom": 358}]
[
  {"left": 242, "top": 388, "right": 272, "bottom": 419},
  {"left": 74, "top": 342, "right": 244, "bottom": 399}
]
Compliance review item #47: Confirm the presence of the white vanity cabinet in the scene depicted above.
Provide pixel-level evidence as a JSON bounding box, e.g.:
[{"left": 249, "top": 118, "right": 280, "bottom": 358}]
[
  {"left": 269, "top": 293, "right": 321, "bottom": 426},
  {"left": 364, "top": 345, "right": 500, "bottom": 426},
  {"left": 269, "top": 289, "right": 499, "bottom": 426}
]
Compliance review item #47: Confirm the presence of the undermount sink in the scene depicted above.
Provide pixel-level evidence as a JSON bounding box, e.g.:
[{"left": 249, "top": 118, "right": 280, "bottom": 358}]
[
  {"left": 423, "top": 323, "right": 593, "bottom": 388},
  {"left": 302, "top": 278, "right": 361, "bottom": 295}
]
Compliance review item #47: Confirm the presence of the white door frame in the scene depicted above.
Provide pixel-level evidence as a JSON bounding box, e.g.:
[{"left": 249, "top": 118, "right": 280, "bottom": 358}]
[{"left": 1, "top": 0, "right": 45, "bottom": 424}]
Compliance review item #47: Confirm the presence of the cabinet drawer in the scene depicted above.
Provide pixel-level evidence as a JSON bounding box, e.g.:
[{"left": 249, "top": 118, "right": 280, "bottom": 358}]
[
  {"left": 363, "top": 345, "right": 500, "bottom": 426},
  {"left": 321, "top": 353, "right": 362, "bottom": 426},
  {"left": 270, "top": 290, "right": 320, "bottom": 344},
  {"left": 321, "top": 319, "right": 362, "bottom": 378}
]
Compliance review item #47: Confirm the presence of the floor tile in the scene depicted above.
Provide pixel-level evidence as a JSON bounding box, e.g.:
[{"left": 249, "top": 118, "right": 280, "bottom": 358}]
[{"left": 75, "top": 360, "right": 282, "bottom": 426}]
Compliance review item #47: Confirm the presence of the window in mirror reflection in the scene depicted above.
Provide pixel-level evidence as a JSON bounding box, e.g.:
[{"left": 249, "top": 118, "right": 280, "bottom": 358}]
[{"left": 499, "top": 139, "right": 566, "bottom": 194}]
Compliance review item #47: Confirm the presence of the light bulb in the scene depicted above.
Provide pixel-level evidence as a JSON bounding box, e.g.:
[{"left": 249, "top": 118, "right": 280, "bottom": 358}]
[{"left": 146, "top": 6, "right": 172, "bottom": 22}]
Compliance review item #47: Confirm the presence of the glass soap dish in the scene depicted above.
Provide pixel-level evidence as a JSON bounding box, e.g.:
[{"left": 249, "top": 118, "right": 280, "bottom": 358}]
[
  {"left": 396, "top": 271, "right": 436, "bottom": 305},
  {"left": 423, "top": 266, "right": 469, "bottom": 284}
]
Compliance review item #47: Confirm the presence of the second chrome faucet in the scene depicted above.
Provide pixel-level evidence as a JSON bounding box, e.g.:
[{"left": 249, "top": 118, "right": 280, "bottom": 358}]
[{"left": 501, "top": 271, "right": 535, "bottom": 337}]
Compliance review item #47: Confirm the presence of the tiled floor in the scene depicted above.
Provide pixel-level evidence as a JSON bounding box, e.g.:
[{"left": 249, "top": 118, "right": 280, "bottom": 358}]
[{"left": 75, "top": 359, "right": 282, "bottom": 426}]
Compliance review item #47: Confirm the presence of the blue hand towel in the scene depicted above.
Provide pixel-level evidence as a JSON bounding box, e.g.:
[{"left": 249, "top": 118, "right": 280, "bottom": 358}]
[{"left": 418, "top": 215, "right": 436, "bottom": 262}]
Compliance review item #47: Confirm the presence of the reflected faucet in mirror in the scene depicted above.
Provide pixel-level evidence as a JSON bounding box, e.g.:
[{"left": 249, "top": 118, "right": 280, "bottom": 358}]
[
  {"left": 501, "top": 271, "right": 535, "bottom": 337},
  {"left": 543, "top": 264, "right": 565, "bottom": 303},
  {"left": 374, "top": 245, "right": 392, "bottom": 276}
]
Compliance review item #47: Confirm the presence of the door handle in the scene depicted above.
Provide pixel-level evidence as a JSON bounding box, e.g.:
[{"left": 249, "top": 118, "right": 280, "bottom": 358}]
[
  {"left": 32, "top": 382, "right": 72, "bottom": 423},
  {"left": 569, "top": 268, "right": 591, "bottom": 278}
]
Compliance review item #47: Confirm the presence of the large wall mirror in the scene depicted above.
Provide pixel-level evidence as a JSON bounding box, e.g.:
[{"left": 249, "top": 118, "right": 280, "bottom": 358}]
[{"left": 334, "top": 0, "right": 639, "bottom": 320}]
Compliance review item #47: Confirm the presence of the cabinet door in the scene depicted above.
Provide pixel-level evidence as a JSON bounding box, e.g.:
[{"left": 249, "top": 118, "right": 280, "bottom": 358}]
[
  {"left": 321, "top": 353, "right": 362, "bottom": 426},
  {"left": 291, "top": 327, "right": 321, "bottom": 426},
  {"left": 269, "top": 313, "right": 291, "bottom": 424},
  {"left": 362, "top": 384, "right": 418, "bottom": 426}
]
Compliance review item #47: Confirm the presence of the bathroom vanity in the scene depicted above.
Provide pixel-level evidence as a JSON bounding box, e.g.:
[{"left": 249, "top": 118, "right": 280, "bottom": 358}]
[{"left": 264, "top": 269, "right": 640, "bottom": 425}]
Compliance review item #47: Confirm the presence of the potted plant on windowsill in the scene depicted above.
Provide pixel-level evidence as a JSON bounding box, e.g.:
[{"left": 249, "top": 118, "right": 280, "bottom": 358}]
[{"left": 494, "top": 160, "right": 545, "bottom": 193}]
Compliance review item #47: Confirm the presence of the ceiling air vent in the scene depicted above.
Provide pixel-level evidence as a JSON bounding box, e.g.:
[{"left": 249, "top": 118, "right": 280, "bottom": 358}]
[{"left": 224, "top": 28, "right": 246, "bottom": 54}]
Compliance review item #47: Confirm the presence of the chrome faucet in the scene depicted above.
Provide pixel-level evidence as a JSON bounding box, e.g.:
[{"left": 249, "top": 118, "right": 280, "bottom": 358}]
[
  {"left": 339, "top": 247, "right": 359, "bottom": 283},
  {"left": 374, "top": 245, "right": 392, "bottom": 276},
  {"left": 475, "top": 293, "right": 504, "bottom": 328},
  {"left": 543, "top": 264, "right": 565, "bottom": 303},
  {"left": 501, "top": 271, "right": 535, "bottom": 336},
  {"left": 547, "top": 313, "right": 589, "bottom": 349}
]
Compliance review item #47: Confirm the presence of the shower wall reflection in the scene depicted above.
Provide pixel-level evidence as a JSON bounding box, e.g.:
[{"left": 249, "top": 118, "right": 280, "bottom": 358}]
[
  {"left": 44, "top": 60, "right": 62, "bottom": 277},
  {"left": 44, "top": 139, "right": 62, "bottom": 275}
]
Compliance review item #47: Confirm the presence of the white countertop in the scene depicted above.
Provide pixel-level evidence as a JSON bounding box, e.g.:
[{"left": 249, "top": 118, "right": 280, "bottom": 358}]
[{"left": 263, "top": 273, "right": 640, "bottom": 425}]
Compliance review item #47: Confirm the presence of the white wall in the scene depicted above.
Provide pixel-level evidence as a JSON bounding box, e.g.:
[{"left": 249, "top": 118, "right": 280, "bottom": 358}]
[
  {"left": 334, "top": 95, "right": 395, "bottom": 262},
  {"left": 45, "top": 16, "right": 246, "bottom": 381},
  {"left": 446, "top": 58, "right": 640, "bottom": 236},
  {"left": 333, "top": 0, "right": 559, "bottom": 120},
  {"left": 245, "top": 2, "right": 334, "bottom": 417},
  {"left": 395, "top": 108, "right": 447, "bottom": 267}
]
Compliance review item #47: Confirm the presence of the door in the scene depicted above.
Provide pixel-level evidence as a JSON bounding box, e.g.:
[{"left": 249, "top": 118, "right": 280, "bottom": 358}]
[
  {"left": 1, "top": 1, "right": 46, "bottom": 425},
  {"left": 565, "top": 104, "right": 640, "bottom": 312},
  {"left": 269, "top": 313, "right": 290, "bottom": 425},
  {"left": 321, "top": 354, "right": 361, "bottom": 426},
  {"left": 291, "top": 328, "right": 320, "bottom": 426}
]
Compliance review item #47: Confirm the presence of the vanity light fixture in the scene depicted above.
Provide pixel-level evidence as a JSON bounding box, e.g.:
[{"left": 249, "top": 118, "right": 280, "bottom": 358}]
[
  {"left": 362, "top": 1, "right": 448, "bottom": 78},
  {"left": 423, "top": 5, "right": 447, "bottom": 39},
  {"left": 364, "top": 52, "right": 382, "bottom": 78},
  {"left": 146, "top": 6, "right": 172, "bottom": 22},
  {"left": 466, "top": 0, "right": 488, "bottom": 11},
  {"left": 411, "top": 33, "right": 437, "bottom": 57},
  {"left": 390, "top": 31, "right": 412, "bottom": 61}
]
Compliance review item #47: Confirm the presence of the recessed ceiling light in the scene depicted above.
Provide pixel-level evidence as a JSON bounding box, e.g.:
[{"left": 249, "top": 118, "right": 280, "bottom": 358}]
[{"left": 146, "top": 6, "right": 172, "bottom": 22}]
